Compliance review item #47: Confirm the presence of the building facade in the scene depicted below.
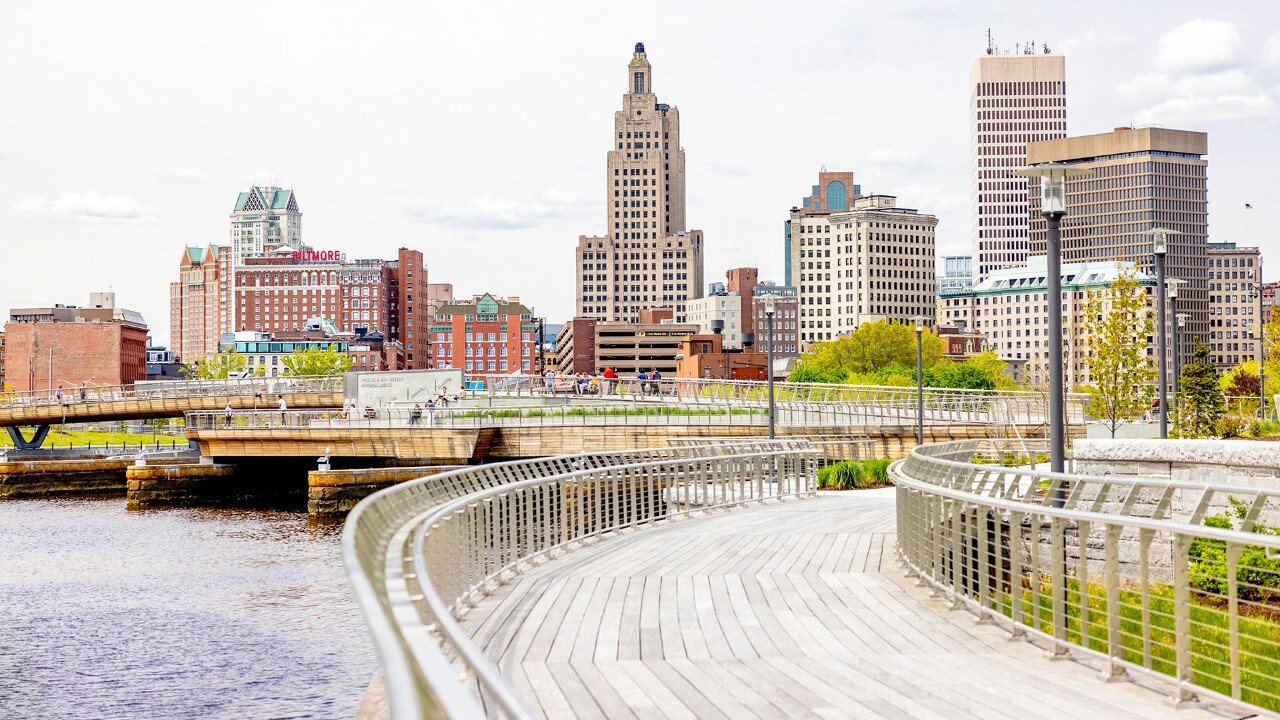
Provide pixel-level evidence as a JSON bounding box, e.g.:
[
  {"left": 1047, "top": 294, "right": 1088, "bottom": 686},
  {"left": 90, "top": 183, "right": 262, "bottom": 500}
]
[
  {"left": 430, "top": 294, "right": 538, "bottom": 379},
  {"left": 937, "top": 257, "right": 1156, "bottom": 389},
  {"left": 230, "top": 186, "right": 302, "bottom": 267},
  {"left": 3, "top": 295, "right": 148, "bottom": 392},
  {"left": 169, "top": 244, "right": 231, "bottom": 363},
  {"left": 555, "top": 319, "right": 698, "bottom": 377},
  {"left": 232, "top": 245, "right": 431, "bottom": 368},
  {"left": 687, "top": 291, "right": 745, "bottom": 349},
  {"left": 786, "top": 171, "right": 860, "bottom": 286},
  {"left": 969, "top": 50, "right": 1067, "bottom": 283},
  {"left": 1027, "top": 126, "right": 1210, "bottom": 375},
  {"left": 575, "top": 42, "right": 704, "bottom": 323},
  {"left": 1206, "top": 241, "right": 1262, "bottom": 369},
  {"left": 752, "top": 284, "right": 800, "bottom": 358},
  {"left": 940, "top": 255, "right": 974, "bottom": 294},
  {"left": 788, "top": 195, "right": 937, "bottom": 344}
]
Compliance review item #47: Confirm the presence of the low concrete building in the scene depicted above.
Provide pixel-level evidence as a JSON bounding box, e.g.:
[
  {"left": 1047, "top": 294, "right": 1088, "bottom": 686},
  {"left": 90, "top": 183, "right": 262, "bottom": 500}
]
[{"left": 556, "top": 318, "right": 698, "bottom": 376}]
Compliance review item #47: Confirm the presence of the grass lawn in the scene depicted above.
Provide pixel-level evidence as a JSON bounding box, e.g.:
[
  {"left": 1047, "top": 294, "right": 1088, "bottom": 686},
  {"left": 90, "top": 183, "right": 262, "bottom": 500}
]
[{"left": 0, "top": 429, "right": 186, "bottom": 448}]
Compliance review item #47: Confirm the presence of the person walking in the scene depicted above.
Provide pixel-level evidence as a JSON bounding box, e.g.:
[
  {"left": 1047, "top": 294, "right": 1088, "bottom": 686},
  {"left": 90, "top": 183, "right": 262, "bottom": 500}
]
[
  {"left": 79, "top": 382, "right": 87, "bottom": 402},
  {"left": 637, "top": 369, "right": 649, "bottom": 397},
  {"left": 649, "top": 367, "right": 663, "bottom": 395},
  {"left": 603, "top": 367, "right": 618, "bottom": 395},
  {"left": 55, "top": 386, "right": 63, "bottom": 403},
  {"left": 278, "top": 395, "right": 287, "bottom": 425},
  {"left": 425, "top": 398, "right": 437, "bottom": 427},
  {"left": 410, "top": 403, "right": 422, "bottom": 425},
  {"left": 224, "top": 403, "right": 234, "bottom": 428}
]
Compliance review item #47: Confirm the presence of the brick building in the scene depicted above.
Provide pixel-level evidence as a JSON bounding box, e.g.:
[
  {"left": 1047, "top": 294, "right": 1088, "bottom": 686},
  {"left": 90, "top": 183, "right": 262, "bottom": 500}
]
[
  {"left": 232, "top": 245, "right": 432, "bottom": 369},
  {"left": 3, "top": 294, "right": 148, "bottom": 392},
  {"left": 169, "top": 244, "right": 231, "bottom": 363},
  {"left": 430, "top": 294, "right": 539, "bottom": 380},
  {"left": 674, "top": 332, "right": 768, "bottom": 380}
]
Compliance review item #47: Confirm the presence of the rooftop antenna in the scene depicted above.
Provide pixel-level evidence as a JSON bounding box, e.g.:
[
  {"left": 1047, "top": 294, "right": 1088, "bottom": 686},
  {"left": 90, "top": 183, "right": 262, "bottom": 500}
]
[
  {"left": 1043, "top": 43, "right": 1051, "bottom": 54},
  {"left": 1015, "top": 42, "right": 1021, "bottom": 55},
  {"left": 1025, "top": 40, "right": 1035, "bottom": 55},
  {"left": 986, "top": 28, "right": 994, "bottom": 55}
]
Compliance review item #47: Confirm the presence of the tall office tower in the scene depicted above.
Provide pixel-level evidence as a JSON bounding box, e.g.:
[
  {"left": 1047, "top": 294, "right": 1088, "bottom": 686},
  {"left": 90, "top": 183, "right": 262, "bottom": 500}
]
[
  {"left": 970, "top": 49, "right": 1066, "bottom": 283},
  {"left": 169, "top": 244, "right": 232, "bottom": 362},
  {"left": 575, "top": 42, "right": 704, "bottom": 323},
  {"left": 789, "top": 195, "right": 937, "bottom": 345},
  {"left": 1027, "top": 126, "right": 1209, "bottom": 376},
  {"left": 785, "top": 171, "right": 859, "bottom": 286},
  {"left": 1206, "top": 241, "right": 1262, "bottom": 370},
  {"left": 230, "top": 186, "right": 302, "bottom": 265}
]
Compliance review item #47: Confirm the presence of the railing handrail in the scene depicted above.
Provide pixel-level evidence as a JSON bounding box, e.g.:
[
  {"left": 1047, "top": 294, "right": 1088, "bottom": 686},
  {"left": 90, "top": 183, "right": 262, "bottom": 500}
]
[
  {"left": 344, "top": 440, "right": 818, "bottom": 719},
  {"left": 893, "top": 439, "right": 1280, "bottom": 715},
  {"left": 0, "top": 375, "right": 343, "bottom": 409}
]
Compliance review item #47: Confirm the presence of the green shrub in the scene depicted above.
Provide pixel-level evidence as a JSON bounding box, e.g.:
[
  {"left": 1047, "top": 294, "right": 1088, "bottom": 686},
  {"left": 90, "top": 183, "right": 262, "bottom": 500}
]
[
  {"left": 816, "top": 460, "right": 892, "bottom": 490},
  {"left": 1189, "top": 498, "right": 1280, "bottom": 602},
  {"left": 1215, "top": 414, "right": 1247, "bottom": 438},
  {"left": 1249, "top": 419, "right": 1280, "bottom": 438}
]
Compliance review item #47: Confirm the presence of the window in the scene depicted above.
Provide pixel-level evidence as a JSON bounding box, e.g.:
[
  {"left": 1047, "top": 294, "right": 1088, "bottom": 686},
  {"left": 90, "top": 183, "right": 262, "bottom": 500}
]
[{"left": 633, "top": 72, "right": 644, "bottom": 94}]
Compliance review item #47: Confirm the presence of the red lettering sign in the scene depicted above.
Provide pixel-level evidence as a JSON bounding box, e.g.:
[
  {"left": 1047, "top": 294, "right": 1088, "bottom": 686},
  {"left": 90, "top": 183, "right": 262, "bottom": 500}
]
[{"left": 292, "top": 250, "right": 343, "bottom": 263}]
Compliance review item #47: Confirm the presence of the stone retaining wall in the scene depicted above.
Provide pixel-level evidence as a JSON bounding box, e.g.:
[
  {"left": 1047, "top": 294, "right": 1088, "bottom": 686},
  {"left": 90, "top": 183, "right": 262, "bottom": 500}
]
[
  {"left": 0, "top": 458, "right": 130, "bottom": 498},
  {"left": 307, "top": 465, "right": 463, "bottom": 518}
]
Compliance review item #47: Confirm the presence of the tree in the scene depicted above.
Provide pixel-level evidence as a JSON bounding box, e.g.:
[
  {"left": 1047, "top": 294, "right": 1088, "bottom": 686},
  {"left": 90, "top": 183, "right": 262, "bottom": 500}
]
[
  {"left": 924, "top": 361, "right": 996, "bottom": 391},
  {"left": 792, "top": 320, "right": 943, "bottom": 380},
  {"left": 1080, "top": 268, "right": 1156, "bottom": 438},
  {"left": 281, "top": 344, "right": 353, "bottom": 377},
  {"left": 187, "top": 349, "right": 247, "bottom": 380},
  {"left": 1176, "top": 343, "right": 1226, "bottom": 438},
  {"left": 963, "top": 351, "right": 1020, "bottom": 390}
]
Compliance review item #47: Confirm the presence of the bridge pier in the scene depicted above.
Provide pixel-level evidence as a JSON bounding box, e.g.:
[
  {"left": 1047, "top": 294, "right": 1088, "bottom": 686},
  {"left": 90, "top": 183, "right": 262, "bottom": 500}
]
[
  {"left": 6, "top": 425, "right": 51, "bottom": 450},
  {"left": 0, "top": 458, "right": 130, "bottom": 498}
]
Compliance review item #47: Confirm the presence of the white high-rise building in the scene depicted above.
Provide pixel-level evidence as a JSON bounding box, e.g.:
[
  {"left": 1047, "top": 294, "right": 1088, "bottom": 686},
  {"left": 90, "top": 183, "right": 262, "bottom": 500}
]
[
  {"left": 229, "top": 186, "right": 302, "bottom": 267},
  {"left": 969, "top": 49, "right": 1066, "bottom": 284},
  {"left": 575, "top": 42, "right": 704, "bottom": 323}
]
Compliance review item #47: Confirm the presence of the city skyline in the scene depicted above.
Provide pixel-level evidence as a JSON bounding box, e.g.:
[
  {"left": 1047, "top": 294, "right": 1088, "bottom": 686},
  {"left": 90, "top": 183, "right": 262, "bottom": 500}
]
[{"left": 1, "top": 1, "right": 1277, "bottom": 346}]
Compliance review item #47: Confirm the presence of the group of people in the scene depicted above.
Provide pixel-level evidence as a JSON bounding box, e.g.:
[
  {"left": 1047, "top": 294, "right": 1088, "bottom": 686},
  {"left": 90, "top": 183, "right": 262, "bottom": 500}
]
[
  {"left": 51, "top": 382, "right": 92, "bottom": 404},
  {"left": 541, "top": 367, "right": 664, "bottom": 396}
]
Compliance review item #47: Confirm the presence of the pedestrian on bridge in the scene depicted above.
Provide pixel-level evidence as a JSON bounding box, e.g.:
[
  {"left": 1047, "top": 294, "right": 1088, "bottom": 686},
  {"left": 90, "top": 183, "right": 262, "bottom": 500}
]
[
  {"left": 278, "top": 395, "right": 287, "bottom": 425},
  {"left": 79, "top": 383, "right": 87, "bottom": 401},
  {"left": 225, "top": 403, "right": 233, "bottom": 427},
  {"left": 650, "top": 368, "right": 662, "bottom": 395}
]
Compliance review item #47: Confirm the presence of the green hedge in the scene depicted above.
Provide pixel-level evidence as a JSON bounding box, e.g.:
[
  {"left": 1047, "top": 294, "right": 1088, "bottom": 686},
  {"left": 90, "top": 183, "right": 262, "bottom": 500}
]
[{"left": 816, "top": 459, "right": 892, "bottom": 490}]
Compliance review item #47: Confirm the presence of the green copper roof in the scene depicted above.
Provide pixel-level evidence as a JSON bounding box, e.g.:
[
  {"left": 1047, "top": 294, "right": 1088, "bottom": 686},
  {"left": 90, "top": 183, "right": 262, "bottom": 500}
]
[{"left": 270, "top": 189, "right": 292, "bottom": 210}]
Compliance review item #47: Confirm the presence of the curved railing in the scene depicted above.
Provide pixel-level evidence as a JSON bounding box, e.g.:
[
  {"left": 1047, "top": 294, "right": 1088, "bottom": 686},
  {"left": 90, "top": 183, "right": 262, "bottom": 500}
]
[
  {"left": 343, "top": 440, "right": 818, "bottom": 718},
  {"left": 892, "top": 439, "right": 1280, "bottom": 714}
]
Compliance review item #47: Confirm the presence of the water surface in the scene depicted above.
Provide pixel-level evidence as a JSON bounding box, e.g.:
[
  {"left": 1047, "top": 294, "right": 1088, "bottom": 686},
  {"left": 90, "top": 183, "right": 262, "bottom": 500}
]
[{"left": 0, "top": 498, "right": 376, "bottom": 719}]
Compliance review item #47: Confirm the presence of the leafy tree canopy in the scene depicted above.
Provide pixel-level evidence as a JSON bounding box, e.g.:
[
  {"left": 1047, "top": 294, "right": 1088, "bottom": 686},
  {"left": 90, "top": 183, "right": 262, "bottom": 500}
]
[
  {"left": 281, "top": 344, "right": 353, "bottom": 377},
  {"left": 187, "top": 349, "right": 247, "bottom": 380}
]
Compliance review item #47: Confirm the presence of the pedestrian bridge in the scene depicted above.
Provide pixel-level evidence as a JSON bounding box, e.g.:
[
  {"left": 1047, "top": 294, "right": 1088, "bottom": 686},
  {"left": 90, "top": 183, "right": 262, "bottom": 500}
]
[{"left": 344, "top": 439, "right": 1273, "bottom": 719}]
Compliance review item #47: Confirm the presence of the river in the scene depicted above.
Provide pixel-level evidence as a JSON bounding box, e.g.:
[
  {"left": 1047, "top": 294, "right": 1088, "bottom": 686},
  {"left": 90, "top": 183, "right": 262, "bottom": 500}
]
[{"left": 0, "top": 498, "right": 377, "bottom": 719}]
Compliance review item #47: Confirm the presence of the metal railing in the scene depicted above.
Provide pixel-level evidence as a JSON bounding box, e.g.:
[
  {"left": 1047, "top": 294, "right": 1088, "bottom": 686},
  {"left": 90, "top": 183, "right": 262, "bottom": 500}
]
[
  {"left": 667, "top": 433, "right": 877, "bottom": 463},
  {"left": 0, "top": 376, "right": 343, "bottom": 410},
  {"left": 892, "top": 439, "right": 1280, "bottom": 714},
  {"left": 343, "top": 440, "right": 818, "bottom": 719},
  {"left": 489, "top": 374, "right": 1086, "bottom": 427}
]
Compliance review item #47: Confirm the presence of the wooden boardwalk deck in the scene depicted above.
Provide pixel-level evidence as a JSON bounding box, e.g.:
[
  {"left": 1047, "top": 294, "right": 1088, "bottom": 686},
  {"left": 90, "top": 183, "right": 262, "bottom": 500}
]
[{"left": 462, "top": 490, "right": 1229, "bottom": 719}]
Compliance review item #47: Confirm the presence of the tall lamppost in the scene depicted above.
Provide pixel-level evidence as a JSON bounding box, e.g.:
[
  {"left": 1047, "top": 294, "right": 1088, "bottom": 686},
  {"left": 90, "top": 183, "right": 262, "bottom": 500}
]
[
  {"left": 1174, "top": 312, "right": 1188, "bottom": 425},
  {"left": 1151, "top": 227, "right": 1180, "bottom": 439},
  {"left": 913, "top": 315, "right": 926, "bottom": 447},
  {"left": 1021, "top": 163, "right": 1087, "bottom": 476},
  {"left": 1249, "top": 266, "right": 1268, "bottom": 420},
  {"left": 764, "top": 295, "right": 777, "bottom": 439},
  {"left": 1167, "top": 278, "right": 1186, "bottom": 420}
]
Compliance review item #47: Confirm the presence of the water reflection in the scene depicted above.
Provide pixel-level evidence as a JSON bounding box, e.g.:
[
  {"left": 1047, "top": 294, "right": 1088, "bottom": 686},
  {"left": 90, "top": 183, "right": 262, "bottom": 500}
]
[{"left": 0, "top": 498, "right": 376, "bottom": 719}]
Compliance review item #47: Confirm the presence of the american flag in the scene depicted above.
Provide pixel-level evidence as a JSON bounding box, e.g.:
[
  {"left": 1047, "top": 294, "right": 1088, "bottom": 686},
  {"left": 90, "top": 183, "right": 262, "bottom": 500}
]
[{"left": 1246, "top": 203, "right": 1254, "bottom": 209}]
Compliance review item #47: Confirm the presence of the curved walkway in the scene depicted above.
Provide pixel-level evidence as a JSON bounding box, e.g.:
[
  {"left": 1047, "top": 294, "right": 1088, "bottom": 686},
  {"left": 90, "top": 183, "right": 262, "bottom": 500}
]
[{"left": 461, "top": 490, "right": 1225, "bottom": 719}]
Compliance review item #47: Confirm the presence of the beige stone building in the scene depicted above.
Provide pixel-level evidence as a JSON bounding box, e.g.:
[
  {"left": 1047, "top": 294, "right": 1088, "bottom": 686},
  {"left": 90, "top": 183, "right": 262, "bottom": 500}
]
[
  {"left": 169, "top": 244, "right": 231, "bottom": 363},
  {"left": 788, "top": 195, "right": 937, "bottom": 344},
  {"left": 1027, "top": 126, "right": 1209, "bottom": 377},
  {"left": 575, "top": 42, "right": 704, "bottom": 323},
  {"left": 969, "top": 50, "right": 1067, "bottom": 283},
  {"left": 1206, "top": 241, "right": 1262, "bottom": 369},
  {"left": 938, "top": 257, "right": 1156, "bottom": 389}
]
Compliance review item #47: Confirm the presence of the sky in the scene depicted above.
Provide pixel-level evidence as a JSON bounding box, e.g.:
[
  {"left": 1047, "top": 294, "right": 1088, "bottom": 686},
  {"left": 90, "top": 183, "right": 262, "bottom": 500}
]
[{"left": 1, "top": 0, "right": 1277, "bottom": 347}]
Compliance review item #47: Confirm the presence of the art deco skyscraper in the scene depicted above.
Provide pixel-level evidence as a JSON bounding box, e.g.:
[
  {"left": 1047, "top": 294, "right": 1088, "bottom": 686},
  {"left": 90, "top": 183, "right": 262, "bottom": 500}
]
[
  {"left": 969, "top": 49, "right": 1066, "bottom": 283},
  {"left": 575, "top": 43, "right": 704, "bottom": 324}
]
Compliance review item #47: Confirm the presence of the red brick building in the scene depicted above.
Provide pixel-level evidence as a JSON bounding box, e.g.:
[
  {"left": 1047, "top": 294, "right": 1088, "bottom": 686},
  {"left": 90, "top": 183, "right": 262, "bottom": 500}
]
[
  {"left": 431, "top": 294, "right": 538, "bottom": 380},
  {"left": 675, "top": 332, "right": 768, "bottom": 380},
  {"left": 4, "top": 301, "right": 148, "bottom": 392},
  {"left": 233, "top": 245, "right": 432, "bottom": 369}
]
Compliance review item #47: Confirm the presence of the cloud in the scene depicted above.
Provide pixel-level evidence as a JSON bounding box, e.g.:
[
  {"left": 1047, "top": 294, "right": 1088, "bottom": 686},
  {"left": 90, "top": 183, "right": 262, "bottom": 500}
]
[
  {"left": 403, "top": 189, "right": 592, "bottom": 230},
  {"left": 1268, "top": 31, "right": 1280, "bottom": 66},
  {"left": 1153, "top": 19, "right": 1243, "bottom": 73},
  {"left": 11, "top": 192, "right": 154, "bottom": 222},
  {"left": 158, "top": 167, "right": 209, "bottom": 182},
  {"left": 1135, "top": 93, "right": 1277, "bottom": 126}
]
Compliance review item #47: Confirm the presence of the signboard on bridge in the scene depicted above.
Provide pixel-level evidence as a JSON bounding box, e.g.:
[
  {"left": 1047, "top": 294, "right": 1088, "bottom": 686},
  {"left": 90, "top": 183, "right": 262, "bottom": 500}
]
[{"left": 344, "top": 369, "right": 465, "bottom": 409}]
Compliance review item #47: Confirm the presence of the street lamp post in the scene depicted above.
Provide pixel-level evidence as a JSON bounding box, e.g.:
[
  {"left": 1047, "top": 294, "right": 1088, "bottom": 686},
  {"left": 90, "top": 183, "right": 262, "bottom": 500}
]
[
  {"left": 1151, "top": 228, "right": 1180, "bottom": 439},
  {"left": 1167, "top": 278, "right": 1186, "bottom": 421},
  {"left": 1174, "top": 312, "right": 1188, "bottom": 427},
  {"left": 913, "top": 316, "right": 926, "bottom": 447},
  {"left": 1020, "top": 163, "right": 1087, "bottom": 478},
  {"left": 764, "top": 296, "right": 777, "bottom": 440}
]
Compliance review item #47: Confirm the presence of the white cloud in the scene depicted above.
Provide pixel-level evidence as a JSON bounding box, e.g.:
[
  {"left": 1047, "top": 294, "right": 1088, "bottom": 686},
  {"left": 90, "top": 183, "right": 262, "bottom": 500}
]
[
  {"left": 1135, "top": 93, "right": 1277, "bottom": 126},
  {"left": 11, "top": 192, "right": 154, "bottom": 222},
  {"left": 158, "top": 167, "right": 209, "bottom": 182},
  {"left": 1153, "top": 19, "right": 1243, "bottom": 73},
  {"left": 1268, "top": 31, "right": 1280, "bottom": 66},
  {"left": 403, "top": 189, "right": 591, "bottom": 230}
]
